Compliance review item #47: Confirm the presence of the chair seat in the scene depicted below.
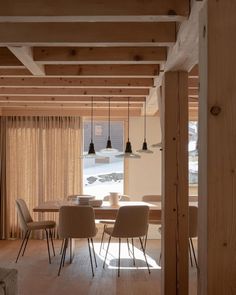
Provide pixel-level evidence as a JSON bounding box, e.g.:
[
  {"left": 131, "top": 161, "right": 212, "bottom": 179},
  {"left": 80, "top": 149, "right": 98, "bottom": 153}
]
[{"left": 27, "top": 220, "right": 56, "bottom": 230}]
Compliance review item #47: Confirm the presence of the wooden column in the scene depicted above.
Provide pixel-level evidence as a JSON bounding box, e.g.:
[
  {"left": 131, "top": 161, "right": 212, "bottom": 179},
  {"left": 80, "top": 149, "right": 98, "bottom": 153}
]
[
  {"left": 199, "top": 1, "right": 236, "bottom": 294},
  {"left": 161, "top": 71, "right": 189, "bottom": 295}
]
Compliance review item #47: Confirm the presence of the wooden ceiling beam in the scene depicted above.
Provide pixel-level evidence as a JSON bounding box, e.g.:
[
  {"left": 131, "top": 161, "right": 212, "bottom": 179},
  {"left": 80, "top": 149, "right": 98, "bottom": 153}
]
[
  {"left": 0, "top": 107, "right": 141, "bottom": 117},
  {"left": 45, "top": 64, "right": 159, "bottom": 77},
  {"left": 0, "top": 0, "right": 189, "bottom": 22},
  {"left": 0, "top": 77, "right": 154, "bottom": 88},
  {"left": 0, "top": 102, "right": 143, "bottom": 108},
  {"left": 0, "top": 87, "right": 149, "bottom": 96},
  {"left": 0, "top": 47, "right": 23, "bottom": 66},
  {"left": 0, "top": 68, "right": 32, "bottom": 76},
  {"left": 33, "top": 47, "right": 167, "bottom": 64},
  {"left": 0, "top": 96, "right": 145, "bottom": 102},
  {"left": 8, "top": 46, "right": 45, "bottom": 75},
  {"left": 0, "top": 22, "right": 176, "bottom": 46}
]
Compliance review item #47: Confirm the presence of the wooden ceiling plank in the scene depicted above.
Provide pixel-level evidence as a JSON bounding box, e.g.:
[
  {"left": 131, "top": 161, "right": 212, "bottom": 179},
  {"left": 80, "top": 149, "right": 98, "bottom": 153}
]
[
  {"left": 0, "top": 22, "right": 176, "bottom": 46},
  {"left": 45, "top": 64, "right": 159, "bottom": 77},
  {"left": 33, "top": 46, "right": 167, "bottom": 64},
  {"left": 0, "top": 87, "right": 149, "bottom": 96},
  {"left": 0, "top": 107, "right": 141, "bottom": 117},
  {"left": 0, "top": 77, "right": 154, "bottom": 88},
  {"left": 0, "top": 102, "right": 143, "bottom": 108},
  {"left": 8, "top": 46, "right": 45, "bottom": 75},
  {"left": 0, "top": 96, "right": 146, "bottom": 102},
  {"left": 0, "top": 0, "right": 189, "bottom": 21}
]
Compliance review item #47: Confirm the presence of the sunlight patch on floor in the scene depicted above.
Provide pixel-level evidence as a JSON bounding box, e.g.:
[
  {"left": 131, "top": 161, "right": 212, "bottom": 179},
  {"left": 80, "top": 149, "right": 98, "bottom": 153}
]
[{"left": 93, "top": 241, "right": 161, "bottom": 270}]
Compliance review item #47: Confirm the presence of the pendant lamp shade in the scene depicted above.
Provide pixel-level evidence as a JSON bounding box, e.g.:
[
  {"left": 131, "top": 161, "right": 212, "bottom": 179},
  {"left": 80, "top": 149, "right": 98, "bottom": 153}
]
[
  {"left": 82, "top": 97, "right": 104, "bottom": 159},
  {"left": 100, "top": 98, "right": 119, "bottom": 155},
  {"left": 137, "top": 99, "right": 153, "bottom": 154},
  {"left": 116, "top": 97, "right": 141, "bottom": 159}
]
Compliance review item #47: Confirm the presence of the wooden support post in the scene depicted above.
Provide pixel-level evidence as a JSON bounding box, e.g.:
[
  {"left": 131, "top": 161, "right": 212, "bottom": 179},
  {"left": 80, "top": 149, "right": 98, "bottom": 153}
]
[
  {"left": 162, "top": 71, "right": 188, "bottom": 295},
  {"left": 199, "top": 1, "right": 236, "bottom": 294}
]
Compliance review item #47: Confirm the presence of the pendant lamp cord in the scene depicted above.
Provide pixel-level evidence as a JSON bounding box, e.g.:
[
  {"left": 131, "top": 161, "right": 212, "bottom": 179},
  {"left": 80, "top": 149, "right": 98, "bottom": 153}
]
[
  {"left": 144, "top": 99, "right": 146, "bottom": 141},
  {"left": 128, "top": 97, "right": 130, "bottom": 140},
  {"left": 108, "top": 97, "right": 111, "bottom": 140},
  {"left": 91, "top": 97, "right": 93, "bottom": 143}
]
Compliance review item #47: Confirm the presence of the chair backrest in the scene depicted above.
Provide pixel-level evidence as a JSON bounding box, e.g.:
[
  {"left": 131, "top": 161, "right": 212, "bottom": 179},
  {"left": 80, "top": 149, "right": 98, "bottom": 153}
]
[
  {"left": 59, "top": 206, "right": 97, "bottom": 239},
  {"left": 15, "top": 199, "right": 33, "bottom": 232},
  {"left": 189, "top": 206, "right": 198, "bottom": 238},
  {"left": 112, "top": 205, "right": 149, "bottom": 238},
  {"left": 142, "top": 195, "right": 161, "bottom": 202},
  {"left": 103, "top": 194, "right": 131, "bottom": 201}
]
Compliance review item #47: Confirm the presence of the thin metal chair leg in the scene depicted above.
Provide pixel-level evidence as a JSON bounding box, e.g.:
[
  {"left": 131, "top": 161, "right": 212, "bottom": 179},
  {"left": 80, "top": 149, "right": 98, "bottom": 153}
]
[
  {"left": 144, "top": 233, "right": 147, "bottom": 251},
  {"left": 131, "top": 238, "right": 135, "bottom": 266},
  {"left": 189, "top": 239, "right": 193, "bottom": 267},
  {"left": 88, "top": 238, "right": 94, "bottom": 277},
  {"left": 62, "top": 239, "right": 68, "bottom": 267},
  {"left": 118, "top": 238, "right": 121, "bottom": 277},
  {"left": 45, "top": 229, "right": 51, "bottom": 264},
  {"left": 103, "top": 236, "right": 111, "bottom": 269},
  {"left": 15, "top": 230, "right": 29, "bottom": 263},
  {"left": 60, "top": 239, "right": 64, "bottom": 255},
  {"left": 69, "top": 238, "right": 73, "bottom": 264},
  {"left": 158, "top": 252, "right": 162, "bottom": 266},
  {"left": 58, "top": 239, "right": 67, "bottom": 276},
  {"left": 127, "top": 239, "right": 132, "bottom": 257},
  {"left": 99, "top": 224, "right": 106, "bottom": 254},
  {"left": 21, "top": 230, "right": 31, "bottom": 256},
  {"left": 139, "top": 237, "right": 150, "bottom": 274},
  {"left": 91, "top": 238, "right": 97, "bottom": 267},
  {"left": 190, "top": 238, "right": 198, "bottom": 268},
  {"left": 49, "top": 229, "right": 55, "bottom": 256}
]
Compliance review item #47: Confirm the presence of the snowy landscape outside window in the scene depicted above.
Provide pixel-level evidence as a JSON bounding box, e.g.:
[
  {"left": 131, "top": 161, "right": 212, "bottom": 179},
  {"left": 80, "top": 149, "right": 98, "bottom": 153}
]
[
  {"left": 83, "top": 120, "right": 124, "bottom": 198},
  {"left": 189, "top": 121, "right": 198, "bottom": 185}
]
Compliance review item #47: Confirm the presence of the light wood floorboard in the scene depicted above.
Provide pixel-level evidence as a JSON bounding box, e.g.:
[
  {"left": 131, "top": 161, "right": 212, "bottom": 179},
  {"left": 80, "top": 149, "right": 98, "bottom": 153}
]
[{"left": 0, "top": 239, "right": 197, "bottom": 295}]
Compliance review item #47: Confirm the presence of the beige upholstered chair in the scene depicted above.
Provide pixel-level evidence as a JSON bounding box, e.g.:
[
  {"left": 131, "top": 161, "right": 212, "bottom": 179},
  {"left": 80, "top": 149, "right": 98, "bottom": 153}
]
[
  {"left": 99, "top": 195, "right": 130, "bottom": 254},
  {"left": 103, "top": 205, "right": 150, "bottom": 277},
  {"left": 189, "top": 206, "right": 198, "bottom": 267},
  {"left": 15, "top": 199, "right": 56, "bottom": 263},
  {"left": 58, "top": 206, "right": 98, "bottom": 276},
  {"left": 142, "top": 195, "right": 161, "bottom": 249}
]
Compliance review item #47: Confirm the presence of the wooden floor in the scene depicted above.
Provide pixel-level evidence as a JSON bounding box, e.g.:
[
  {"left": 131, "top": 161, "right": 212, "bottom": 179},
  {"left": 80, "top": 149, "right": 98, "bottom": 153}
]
[{"left": 0, "top": 239, "right": 197, "bottom": 295}]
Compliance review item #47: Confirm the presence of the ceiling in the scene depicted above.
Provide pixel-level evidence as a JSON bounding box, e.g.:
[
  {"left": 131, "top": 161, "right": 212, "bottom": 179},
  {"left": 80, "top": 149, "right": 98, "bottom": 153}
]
[{"left": 0, "top": 0, "right": 199, "bottom": 118}]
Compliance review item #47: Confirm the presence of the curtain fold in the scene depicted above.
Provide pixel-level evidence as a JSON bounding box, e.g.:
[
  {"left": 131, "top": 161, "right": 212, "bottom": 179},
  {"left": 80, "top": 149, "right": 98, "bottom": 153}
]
[{"left": 4, "top": 116, "right": 81, "bottom": 239}]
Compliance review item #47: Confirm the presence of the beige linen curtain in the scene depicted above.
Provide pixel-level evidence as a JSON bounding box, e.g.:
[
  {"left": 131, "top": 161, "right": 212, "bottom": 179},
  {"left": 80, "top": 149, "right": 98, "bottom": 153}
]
[{"left": 5, "top": 116, "right": 81, "bottom": 239}]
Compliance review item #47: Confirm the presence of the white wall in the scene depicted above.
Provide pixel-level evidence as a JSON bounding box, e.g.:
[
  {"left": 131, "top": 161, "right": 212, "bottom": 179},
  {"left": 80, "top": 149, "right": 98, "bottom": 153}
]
[
  {"left": 125, "top": 115, "right": 162, "bottom": 239},
  {"left": 125, "top": 115, "right": 162, "bottom": 200}
]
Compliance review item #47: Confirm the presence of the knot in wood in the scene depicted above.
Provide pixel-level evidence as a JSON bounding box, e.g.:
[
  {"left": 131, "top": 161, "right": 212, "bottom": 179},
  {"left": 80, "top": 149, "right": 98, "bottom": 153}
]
[{"left": 210, "top": 106, "right": 221, "bottom": 116}]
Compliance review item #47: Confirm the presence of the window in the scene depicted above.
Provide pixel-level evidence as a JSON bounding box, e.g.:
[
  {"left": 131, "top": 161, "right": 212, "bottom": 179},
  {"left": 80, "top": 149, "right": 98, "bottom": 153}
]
[
  {"left": 189, "top": 121, "right": 198, "bottom": 194},
  {"left": 83, "top": 120, "right": 124, "bottom": 199}
]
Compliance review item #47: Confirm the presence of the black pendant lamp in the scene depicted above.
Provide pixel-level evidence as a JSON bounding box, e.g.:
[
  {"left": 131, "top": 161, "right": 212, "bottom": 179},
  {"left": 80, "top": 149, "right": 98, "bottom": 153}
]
[
  {"left": 137, "top": 99, "right": 153, "bottom": 154},
  {"left": 83, "top": 97, "right": 103, "bottom": 158},
  {"left": 151, "top": 142, "right": 163, "bottom": 151},
  {"left": 100, "top": 98, "right": 118, "bottom": 155},
  {"left": 116, "top": 97, "right": 141, "bottom": 159}
]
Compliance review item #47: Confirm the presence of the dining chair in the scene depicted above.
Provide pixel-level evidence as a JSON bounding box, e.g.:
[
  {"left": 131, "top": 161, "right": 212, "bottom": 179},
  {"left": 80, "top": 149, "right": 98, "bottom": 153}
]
[
  {"left": 15, "top": 199, "right": 56, "bottom": 264},
  {"left": 58, "top": 206, "right": 98, "bottom": 276},
  {"left": 142, "top": 195, "right": 161, "bottom": 249},
  {"left": 99, "top": 195, "right": 130, "bottom": 254},
  {"left": 103, "top": 205, "right": 150, "bottom": 277},
  {"left": 189, "top": 205, "right": 198, "bottom": 268}
]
